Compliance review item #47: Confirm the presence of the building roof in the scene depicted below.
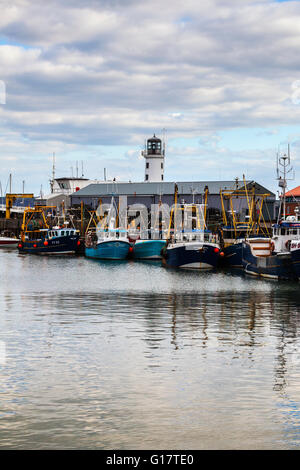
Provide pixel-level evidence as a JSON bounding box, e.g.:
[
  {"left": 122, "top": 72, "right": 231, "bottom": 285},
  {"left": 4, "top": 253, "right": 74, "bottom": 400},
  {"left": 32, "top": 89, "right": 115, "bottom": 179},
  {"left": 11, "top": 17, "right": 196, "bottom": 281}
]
[
  {"left": 71, "top": 180, "right": 275, "bottom": 198},
  {"left": 285, "top": 185, "right": 300, "bottom": 198},
  {"left": 55, "top": 177, "right": 89, "bottom": 181},
  {"left": 71, "top": 182, "right": 174, "bottom": 197}
]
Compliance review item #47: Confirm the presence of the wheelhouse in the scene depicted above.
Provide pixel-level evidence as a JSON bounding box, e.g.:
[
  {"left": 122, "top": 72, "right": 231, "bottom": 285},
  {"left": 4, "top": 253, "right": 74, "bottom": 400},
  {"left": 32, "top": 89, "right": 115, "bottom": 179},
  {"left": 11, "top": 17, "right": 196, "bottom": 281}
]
[{"left": 47, "top": 228, "right": 78, "bottom": 239}]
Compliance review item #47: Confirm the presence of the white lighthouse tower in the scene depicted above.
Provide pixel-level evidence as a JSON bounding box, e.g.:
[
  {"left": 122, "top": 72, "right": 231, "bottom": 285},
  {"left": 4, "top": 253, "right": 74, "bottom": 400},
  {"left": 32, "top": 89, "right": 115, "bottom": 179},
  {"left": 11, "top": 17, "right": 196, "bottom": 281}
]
[{"left": 141, "top": 134, "right": 165, "bottom": 182}]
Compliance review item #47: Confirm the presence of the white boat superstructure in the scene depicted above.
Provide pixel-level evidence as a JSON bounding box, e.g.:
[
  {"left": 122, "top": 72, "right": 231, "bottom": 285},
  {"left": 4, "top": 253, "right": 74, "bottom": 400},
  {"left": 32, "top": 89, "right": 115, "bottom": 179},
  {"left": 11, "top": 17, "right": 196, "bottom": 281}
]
[{"left": 0, "top": 232, "right": 19, "bottom": 248}]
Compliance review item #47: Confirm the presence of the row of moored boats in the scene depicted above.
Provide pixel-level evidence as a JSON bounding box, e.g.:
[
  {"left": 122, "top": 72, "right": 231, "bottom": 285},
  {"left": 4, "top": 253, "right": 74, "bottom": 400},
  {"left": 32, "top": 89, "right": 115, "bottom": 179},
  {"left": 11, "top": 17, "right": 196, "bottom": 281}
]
[{"left": 2, "top": 195, "right": 300, "bottom": 281}]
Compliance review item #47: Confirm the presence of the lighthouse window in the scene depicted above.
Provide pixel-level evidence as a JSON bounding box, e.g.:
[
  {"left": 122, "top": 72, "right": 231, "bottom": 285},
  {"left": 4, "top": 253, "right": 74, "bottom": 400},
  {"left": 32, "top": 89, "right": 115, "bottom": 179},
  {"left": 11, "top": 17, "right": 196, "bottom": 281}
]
[
  {"left": 146, "top": 162, "right": 149, "bottom": 169},
  {"left": 161, "top": 163, "right": 163, "bottom": 169},
  {"left": 145, "top": 174, "right": 149, "bottom": 181},
  {"left": 161, "top": 175, "right": 164, "bottom": 181}
]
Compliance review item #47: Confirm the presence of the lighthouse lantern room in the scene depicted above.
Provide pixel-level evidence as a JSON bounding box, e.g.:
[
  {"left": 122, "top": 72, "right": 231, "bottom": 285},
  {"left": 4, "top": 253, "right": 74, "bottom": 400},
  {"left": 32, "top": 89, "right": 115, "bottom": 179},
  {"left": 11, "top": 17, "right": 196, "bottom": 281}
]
[{"left": 141, "top": 134, "right": 165, "bottom": 182}]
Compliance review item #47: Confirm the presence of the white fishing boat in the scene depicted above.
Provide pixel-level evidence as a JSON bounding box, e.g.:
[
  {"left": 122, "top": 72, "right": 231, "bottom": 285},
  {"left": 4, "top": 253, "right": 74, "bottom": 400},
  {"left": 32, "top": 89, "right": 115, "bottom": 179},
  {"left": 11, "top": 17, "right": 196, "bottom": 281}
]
[{"left": 0, "top": 232, "right": 19, "bottom": 248}]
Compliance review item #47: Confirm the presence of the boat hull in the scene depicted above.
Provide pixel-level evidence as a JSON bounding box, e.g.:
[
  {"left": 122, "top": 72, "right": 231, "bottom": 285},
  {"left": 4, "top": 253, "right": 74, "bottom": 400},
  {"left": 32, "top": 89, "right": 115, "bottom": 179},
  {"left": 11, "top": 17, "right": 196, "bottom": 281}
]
[
  {"left": 163, "top": 242, "right": 220, "bottom": 269},
  {"left": 291, "top": 242, "right": 300, "bottom": 280},
  {"left": 222, "top": 242, "right": 243, "bottom": 268},
  {"left": 133, "top": 240, "right": 166, "bottom": 259},
  {"left": 18, "top": 236, "right": 79, "bottom": 255},
  {"left": 0, "top": 238, "right": 19, "bottom": 248},
  {"left": 242, "top": 242, "right": 296, "bottom": 280},
  {"left": 85, "top": 240, "right": 130, "bottom": 260}
]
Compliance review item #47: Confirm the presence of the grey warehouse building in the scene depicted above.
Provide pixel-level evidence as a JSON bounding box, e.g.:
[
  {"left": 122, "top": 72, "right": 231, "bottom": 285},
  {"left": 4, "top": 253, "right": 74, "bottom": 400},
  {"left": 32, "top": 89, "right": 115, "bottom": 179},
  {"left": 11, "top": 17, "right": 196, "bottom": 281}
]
[{"left": 70, "top": 179, "right": 277, "bottom": 224}]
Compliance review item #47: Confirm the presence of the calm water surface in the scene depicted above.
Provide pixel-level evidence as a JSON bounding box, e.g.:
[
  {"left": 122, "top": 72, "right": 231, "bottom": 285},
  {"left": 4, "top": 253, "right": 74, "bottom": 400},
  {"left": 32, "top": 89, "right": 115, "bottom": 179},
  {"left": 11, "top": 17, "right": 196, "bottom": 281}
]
[{"left": 0, "top": 249, "right": 300, "bottom": 449}]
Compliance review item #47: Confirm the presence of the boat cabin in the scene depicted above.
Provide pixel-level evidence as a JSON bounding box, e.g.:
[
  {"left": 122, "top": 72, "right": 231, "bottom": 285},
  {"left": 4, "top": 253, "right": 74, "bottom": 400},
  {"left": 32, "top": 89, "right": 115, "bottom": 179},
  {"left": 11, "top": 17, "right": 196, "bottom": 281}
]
[
  {"left": 47, "top": 228, "right": 78, "bottom": 239},
  {"left": 272, "top": 216, "right": 300, "bottom": 253}
]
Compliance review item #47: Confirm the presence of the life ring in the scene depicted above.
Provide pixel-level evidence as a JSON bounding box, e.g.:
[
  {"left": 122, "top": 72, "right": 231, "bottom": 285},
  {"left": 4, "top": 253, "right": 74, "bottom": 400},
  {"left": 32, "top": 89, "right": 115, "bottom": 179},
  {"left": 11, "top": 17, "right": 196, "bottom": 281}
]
[{"left": 270, "top": 241, "right": 275, "bottom": 252}]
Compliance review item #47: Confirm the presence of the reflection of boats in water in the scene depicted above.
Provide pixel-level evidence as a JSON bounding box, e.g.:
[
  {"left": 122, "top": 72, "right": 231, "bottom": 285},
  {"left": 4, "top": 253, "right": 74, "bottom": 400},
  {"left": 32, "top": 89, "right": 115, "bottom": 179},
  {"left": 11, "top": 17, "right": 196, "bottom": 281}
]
[
  {"left": 162, "top": 199, "right": 221, "bottom": 270},
  {"left": 18, "top": 206, "right": 80, "bottom": 255},
  {"left": 0, "top": 231, "right": 19, "bottom": 248}
]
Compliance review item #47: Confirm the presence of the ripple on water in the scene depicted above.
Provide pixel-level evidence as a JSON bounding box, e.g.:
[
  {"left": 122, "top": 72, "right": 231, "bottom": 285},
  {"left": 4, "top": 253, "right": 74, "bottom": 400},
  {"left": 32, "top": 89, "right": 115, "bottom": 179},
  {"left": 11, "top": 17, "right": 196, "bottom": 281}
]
[{"left": 0, "top": 250, "right": 300, "bottom": 449}]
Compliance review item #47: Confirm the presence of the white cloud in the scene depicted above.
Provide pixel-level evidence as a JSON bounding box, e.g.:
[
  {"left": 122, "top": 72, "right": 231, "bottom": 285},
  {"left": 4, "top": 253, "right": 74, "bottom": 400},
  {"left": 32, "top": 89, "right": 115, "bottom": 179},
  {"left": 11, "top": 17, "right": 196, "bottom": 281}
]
[{"left": 0, "top": 0, "right": 300, "bottom": 192}]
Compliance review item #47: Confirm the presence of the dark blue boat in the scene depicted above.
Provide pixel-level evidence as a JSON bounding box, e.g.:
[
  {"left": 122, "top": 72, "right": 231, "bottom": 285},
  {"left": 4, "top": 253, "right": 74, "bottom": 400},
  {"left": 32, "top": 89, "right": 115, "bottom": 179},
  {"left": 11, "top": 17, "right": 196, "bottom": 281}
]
[
  {"left": 18, "top": 227, "right": 80, "bottom": 255},
  {"left": 242, "top": 238, "right": 297, "bottom": 280},
  {"left": 234, "top": 148, "right": 300, "bottom": 279},
  {"left": 222, "top": 240, "right": 244, "bottom": 268},
  {"left": 241, "top": 216, "right": 300, "bottom": 280},
  {"left": 18, "top": 206, "right": 80, "bottom": 255},
  {"left": 163, "top": 240, "right": 221, "bottom": 269},
  {"left": 222, "top": 235, "right": 270, "bottom": 268},
  {"left": 162, "top": 201, "right": 222, "bottom": 270},
  {"left": 290, "top": 241, "right": 300, "bottom": 280}
]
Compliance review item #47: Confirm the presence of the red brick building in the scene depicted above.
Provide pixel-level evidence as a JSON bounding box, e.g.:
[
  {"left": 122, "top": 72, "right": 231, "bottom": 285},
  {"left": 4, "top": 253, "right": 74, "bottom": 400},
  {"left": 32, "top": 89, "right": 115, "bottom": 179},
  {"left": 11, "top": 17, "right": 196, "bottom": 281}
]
[{"left": 284, "top": 186, "right": 300, "bottom": 215}]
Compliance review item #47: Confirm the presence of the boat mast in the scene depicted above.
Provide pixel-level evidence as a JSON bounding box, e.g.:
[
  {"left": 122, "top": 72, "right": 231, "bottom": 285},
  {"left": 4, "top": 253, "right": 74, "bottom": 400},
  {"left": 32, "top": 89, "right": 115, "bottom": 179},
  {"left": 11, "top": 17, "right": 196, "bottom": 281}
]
[
  {"left": 51, "top": 152, "right": 56, "bottom": 193},
  {"left": 277, "top": 144, "right": 294, "bottom": 221}
]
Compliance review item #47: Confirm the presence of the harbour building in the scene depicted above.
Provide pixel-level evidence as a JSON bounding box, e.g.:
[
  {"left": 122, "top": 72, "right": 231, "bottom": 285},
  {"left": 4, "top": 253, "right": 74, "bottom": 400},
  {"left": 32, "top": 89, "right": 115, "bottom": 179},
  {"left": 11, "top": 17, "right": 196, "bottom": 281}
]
[{"left": 70, "top": 134, "right": 277, "bottom": 227}]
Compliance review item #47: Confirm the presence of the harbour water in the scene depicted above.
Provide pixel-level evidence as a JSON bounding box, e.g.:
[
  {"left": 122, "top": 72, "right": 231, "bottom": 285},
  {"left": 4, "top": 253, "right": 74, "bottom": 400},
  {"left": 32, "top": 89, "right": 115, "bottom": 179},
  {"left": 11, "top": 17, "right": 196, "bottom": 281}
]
[{"left": 0, "top": 249, "right": 300, "bottom": 449}]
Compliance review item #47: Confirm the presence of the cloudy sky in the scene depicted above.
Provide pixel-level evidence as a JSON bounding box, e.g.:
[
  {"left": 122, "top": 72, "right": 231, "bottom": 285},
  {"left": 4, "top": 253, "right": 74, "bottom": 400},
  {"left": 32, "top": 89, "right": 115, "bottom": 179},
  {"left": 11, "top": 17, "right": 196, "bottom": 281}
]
[{"left": 0, "top": 0, "right": 300, "bottom": 195}]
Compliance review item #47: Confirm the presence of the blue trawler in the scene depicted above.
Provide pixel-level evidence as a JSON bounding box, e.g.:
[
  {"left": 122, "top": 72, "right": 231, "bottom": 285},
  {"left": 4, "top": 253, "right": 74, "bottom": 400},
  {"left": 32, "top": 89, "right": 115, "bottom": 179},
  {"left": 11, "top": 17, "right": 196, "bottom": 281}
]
[
  {"left": 219, "top": 180, "right": 271, "bottom": 268},
  {"left": 85, "top": 202, "right": 131, "bottom": 260},
  {"left": 132, "top": 239, "right": 166, "bottom": 260},
  {"left": 18, "top": 206, "right": 80, "bottom": 255},
  {"left": 241, "top": 219, "right": 300, "bottom": 280},
  {"left": 164, "top": 236, "right": 221, "bottom": 269},
  {"left": 242, "top": 148, "right": 300, "bottom": 280},
  {"left": 85, "top": 230, "right": 131, "bottom": 260},
  {"left": 291, "top": 236, "right": 300, "bottom": 280},
  {"left": 162, "top": 203, "right": 222, "bottom": 270}
]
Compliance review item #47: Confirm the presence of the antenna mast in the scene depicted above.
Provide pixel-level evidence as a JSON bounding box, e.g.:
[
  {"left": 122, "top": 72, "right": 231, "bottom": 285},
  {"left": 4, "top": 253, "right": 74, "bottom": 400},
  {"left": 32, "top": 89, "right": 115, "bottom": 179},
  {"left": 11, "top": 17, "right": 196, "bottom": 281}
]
[
  {"left": 277, "top": 144, "right": 294, "bottom": 221},
  {"left": 51, "top": 152, "right": 56, "bottom": 193}
]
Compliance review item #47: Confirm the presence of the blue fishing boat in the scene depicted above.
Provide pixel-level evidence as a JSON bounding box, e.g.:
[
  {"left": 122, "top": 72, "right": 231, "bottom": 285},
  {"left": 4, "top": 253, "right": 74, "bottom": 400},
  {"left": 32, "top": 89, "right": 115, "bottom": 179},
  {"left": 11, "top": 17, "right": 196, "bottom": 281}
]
[
  {"left": 162, "top": 202, "right": 222, "bottom": 270},
  {"left": 222, "top": 234, "right": 270, "bottom": 268},
  {"left": 219, "top": 181, "right": 271, "bottom": 268},
  {"left": 242, "top": 148, "right": 300, "bottom": 280},
  {"left": 85, "top": 203, "right": 131, "bottom": 260},
  {"left": 85, "top": 233, "right": 131, "bottom": 260},
  {"left": 291, "top": 238, "right": 300, "bottom": 280},
  {"left": 222, "top": 238, "right": 244, "bottom": 268},
  {"left": 133, "top": 239, "right": 166, "bottom": 260},
  {"left": 164, "top": 237, "right": 221, "bottom": 269},
  {"left": 18, "top": 206, "right": 80, "bottom": 255},
  {"left": 242, "top": 234, "right": 297, "bottom": 280}
]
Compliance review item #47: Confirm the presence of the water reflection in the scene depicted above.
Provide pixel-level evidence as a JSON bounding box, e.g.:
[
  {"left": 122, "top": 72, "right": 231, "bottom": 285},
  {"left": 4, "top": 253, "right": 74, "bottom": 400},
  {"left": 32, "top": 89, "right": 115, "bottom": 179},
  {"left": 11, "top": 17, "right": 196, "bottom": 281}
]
[{"left": 1, "top": 250, "right": 300, "bottom": 448}]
